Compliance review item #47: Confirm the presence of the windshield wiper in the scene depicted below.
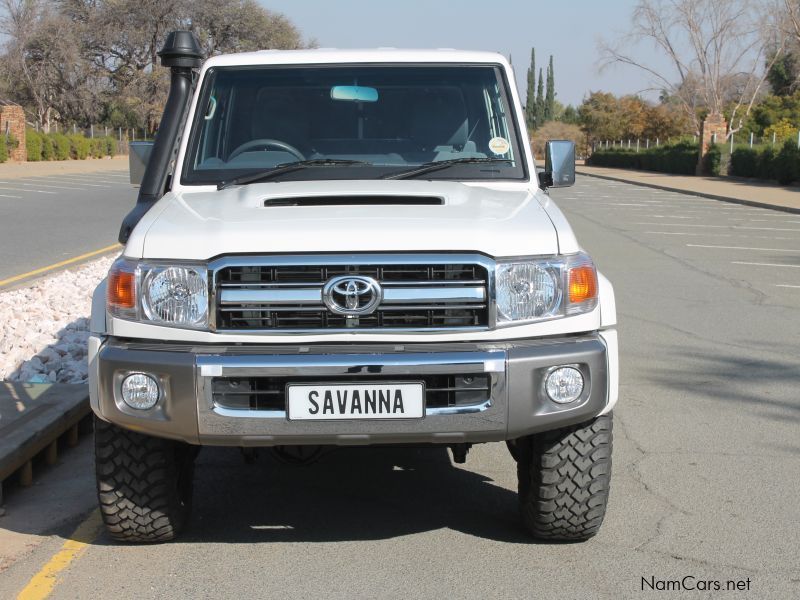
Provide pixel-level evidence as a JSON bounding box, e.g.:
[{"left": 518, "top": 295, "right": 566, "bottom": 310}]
[
  {"left": 380, "top": 157, "right": 513, "bottom": 180},
  {"left": 218, "top": 159, "right": 371, "bottom": 189}
]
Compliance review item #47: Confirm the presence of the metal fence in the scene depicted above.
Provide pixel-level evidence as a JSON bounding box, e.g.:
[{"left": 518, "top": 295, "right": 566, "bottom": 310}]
[
  {"left": 593, "top": 130, "right": 800, "bottom": 156},
  {"left": 28, "top": 123, "right": 157, "bottom": 155}
]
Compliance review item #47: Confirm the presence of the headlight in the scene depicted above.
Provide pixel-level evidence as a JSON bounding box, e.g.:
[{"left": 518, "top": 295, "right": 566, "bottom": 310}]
[
  {"left": 142, "top": 265, "right": 208, "bottom": 327},
  {"left": 496, "top": 253, "right": 598, "bottom": 325},
  {"left": 107, "top": 259, "right": 209, "bottom": 329}
]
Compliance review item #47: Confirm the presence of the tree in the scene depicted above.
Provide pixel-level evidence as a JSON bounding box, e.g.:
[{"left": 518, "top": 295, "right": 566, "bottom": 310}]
[
  {"left": 535, "top": 67, "right": 545, "bottom": 128},
  {"left": 578, "top": 91, "right": 691, "bottom": 142},
  {"left": 530, "top": 121, "right": 587, "bottom": 158},
  {"left": 0, "top": 0, "right": 309, "bottom": 130},
  {"left": 544, "top": 55, "right": 555, "bottom": 121},
  {"left": 767, "top": 0, "right": 800, "bottom": 94},
  {"left": 599, "top": 0, "right": 788, "bottom": 137},
  {"left": 578, "top": 92, "right": 625, "bottom": 142},
  {"left": 560, "top": 105, "right": 580, "bottom": 125},
  {"left": 525, "top": 48, "right": 536, "bottom": 130},
  {"left": 767, "top": 51, "right": 799, "bottom": 95}
]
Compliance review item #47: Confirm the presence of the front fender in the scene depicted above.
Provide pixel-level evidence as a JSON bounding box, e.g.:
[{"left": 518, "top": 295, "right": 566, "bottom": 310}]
[
  {"left": 91, "top": 278, "right": 108, "bottom": 335},
  {"left": 597, "top": 272, "right": 616, "bottom": 328}
]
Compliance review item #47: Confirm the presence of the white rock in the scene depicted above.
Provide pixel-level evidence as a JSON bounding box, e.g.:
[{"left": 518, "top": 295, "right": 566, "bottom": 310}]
[{"left": 0, "top": 255, "right": 116, "bottom": 383}]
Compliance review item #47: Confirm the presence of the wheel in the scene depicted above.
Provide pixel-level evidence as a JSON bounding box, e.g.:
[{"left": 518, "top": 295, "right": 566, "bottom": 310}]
[
  {"left": 94, "top": 417, "right": 196, "bottom": 543},
  {"left": 228, "top": 138, "right": 305, "bottom": 161},
  {"left": 516, "top": 413, "right": 612, "bottom": 541}
]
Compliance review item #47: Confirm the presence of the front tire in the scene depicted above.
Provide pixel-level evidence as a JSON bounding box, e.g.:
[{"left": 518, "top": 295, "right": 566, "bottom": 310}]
[
  {"left": 516, "top": 413, "right": 612, "bottom": 541},
  {"left": 94, "top": 417, "right": 195, "bottom": 543}
]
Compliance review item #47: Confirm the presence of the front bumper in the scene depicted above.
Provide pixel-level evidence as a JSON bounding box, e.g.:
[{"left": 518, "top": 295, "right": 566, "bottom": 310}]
[{"left": 89, "top": 333, "right": 615, "bottom": 446}]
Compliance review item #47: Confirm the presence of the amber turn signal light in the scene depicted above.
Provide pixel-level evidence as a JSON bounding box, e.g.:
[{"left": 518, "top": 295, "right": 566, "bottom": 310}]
[
  {"left": 568, "top": 265, "right": 598, "bottom": 304},
  {"left": 108, "top": 268, "right": 135, "bottom": 309}
]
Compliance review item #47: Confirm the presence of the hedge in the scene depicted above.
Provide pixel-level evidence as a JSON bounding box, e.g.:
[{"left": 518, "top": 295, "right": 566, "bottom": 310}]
[
  {"left": 0, "top": 136, "right": 7, "bottom": 163},
  {"left": 26, "top": 128, "right": 43, "bottom": 162},
  {"left": 21, "top": 129, "right": 116, "bottom": 162},
  {"left": 588, "top": 140, "right": 700, "bottom": 175},
  {"left": 730, "top": 140, "right": 800, "bottom": 185},
  {"left": 50, "top": 133, "right": 71, "bottom": 160}
]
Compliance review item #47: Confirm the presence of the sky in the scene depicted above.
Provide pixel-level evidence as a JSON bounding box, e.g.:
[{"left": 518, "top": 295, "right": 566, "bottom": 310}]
[{"left": 259, "top": 0, "right": 672, "bottom": 107}]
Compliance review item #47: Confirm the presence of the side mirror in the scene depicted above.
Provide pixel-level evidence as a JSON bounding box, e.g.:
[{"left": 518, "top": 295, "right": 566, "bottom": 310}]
[
  {"left": 542, "top": 140, "right": 576, "bottom": 189},
  {"left": 129, "top": 141, "right": 154, "bottom": 186}
]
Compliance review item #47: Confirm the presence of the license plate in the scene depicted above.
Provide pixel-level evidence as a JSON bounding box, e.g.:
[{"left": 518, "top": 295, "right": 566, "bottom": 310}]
[{"left": 287, "top": 382, "right": 424, "bottom": 420}]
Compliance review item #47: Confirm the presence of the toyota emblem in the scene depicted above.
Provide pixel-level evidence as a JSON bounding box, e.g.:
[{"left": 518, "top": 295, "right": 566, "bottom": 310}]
[{"left": 322, "top": 275, "right": 382, "bottom": 315}]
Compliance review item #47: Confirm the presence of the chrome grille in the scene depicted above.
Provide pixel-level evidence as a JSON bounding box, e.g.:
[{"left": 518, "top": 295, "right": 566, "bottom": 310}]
[
  {"left": 212, "top": 256, "right": 491, "bottom": 332},
  {"left": 211, "top": 375, "right": 491, "bottom": 411}
]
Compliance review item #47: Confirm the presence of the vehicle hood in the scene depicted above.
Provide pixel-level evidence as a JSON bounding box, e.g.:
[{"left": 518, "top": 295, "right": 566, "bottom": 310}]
[{"left": 131, "top": 180, "right": 560, "bottom": 260}]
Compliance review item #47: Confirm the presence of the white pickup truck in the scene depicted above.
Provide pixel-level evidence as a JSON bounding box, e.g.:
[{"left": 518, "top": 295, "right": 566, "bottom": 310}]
[{"left": 89, "top": 31, "right": 618, "bottom": 543}]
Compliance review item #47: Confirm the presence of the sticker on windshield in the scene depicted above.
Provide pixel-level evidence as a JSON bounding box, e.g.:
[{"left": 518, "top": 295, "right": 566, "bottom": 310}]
[{"left": 488, "top": 136, "right": 510, "bottom": 155}]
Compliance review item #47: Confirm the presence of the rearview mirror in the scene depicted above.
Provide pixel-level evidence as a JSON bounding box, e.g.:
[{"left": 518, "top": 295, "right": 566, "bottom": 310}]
[
  {"left": 543, "top": 140, "right": 576, "bottom": 188},
  {"left": 129, "top": 141, "right": 154, "bottom": 186},
  {"left": 330, "top": 85, "right": 378, "bottom": 103}
]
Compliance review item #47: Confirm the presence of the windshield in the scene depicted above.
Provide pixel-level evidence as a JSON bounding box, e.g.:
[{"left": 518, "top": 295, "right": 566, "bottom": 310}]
[{"left": 181, "top": 64, "right": 527, "bottom": 185}]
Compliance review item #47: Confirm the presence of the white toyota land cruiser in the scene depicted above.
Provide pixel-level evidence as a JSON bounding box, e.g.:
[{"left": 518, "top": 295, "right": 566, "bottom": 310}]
[{"left": 89, "top": 32, "right": 618, "bottom": 543}]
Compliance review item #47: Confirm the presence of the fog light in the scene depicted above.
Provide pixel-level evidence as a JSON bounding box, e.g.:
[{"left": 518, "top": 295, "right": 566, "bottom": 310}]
[
  {"left": 121, "top": 373, "right": 160, "bottom": 410},
  {"left": 545, "top": 366, "right": 584, "bottom": 404}
]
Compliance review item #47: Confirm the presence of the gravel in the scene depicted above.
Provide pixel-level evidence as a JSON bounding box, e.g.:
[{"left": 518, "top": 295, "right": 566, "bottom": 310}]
[{"left": 0, "top": 255, "right": 116, "bottom": 383}]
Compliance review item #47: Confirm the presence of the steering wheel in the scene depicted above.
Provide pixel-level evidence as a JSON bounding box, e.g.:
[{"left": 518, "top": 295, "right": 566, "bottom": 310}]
[{"left": 228, "top": 138, "right": 305, "bottom": 162}]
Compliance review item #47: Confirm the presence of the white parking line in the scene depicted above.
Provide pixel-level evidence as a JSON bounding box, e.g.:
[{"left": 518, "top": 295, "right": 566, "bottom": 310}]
[
  {"left": 645, "top": 232, "right": 798, "bottom": 240},
  {"left": 776, "top": 284, "right": 800, "bottom": 288},
  {"left": 687, "top": 244, "right": 798, "bottom": 252},
  {"left": 635, "top": 223, "right": 800, "bottom": 232},
  {"left": 41, "top": 174, "right": 116, "bottom": 181},
  {"left": 0, "top": 193, "right": 22, "bottom": 198},
  {"left": 733, "top": 261, "right": 800, "bottom": 268},
  {"left": 25, "top": 178, "right": 109, "bottom": 188},
  {"left": 8, "top": 179, "right": 87, "bottom": 191},
  {"left": 649, "top": 215, "right": 696, "bottom": 219},
  {"left": 0, "top": 186, "right": 56, "bottom": 194}
]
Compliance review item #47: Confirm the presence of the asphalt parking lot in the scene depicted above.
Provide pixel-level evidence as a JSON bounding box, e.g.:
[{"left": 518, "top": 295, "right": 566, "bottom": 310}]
[
  {"left": 0, "top": 169, "right": 133, "bottom": 284},
  {"left": 0, "top": 175, "right": 798, "bottom": 599}
]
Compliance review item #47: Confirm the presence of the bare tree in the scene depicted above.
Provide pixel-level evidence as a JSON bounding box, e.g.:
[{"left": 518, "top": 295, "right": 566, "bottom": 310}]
[
  {"left": 0, "top": 0, "right": 92, "bottom": 131},
  {"left": 0, "top": 0, "right": 310, "bottom": 130},
  {"left": 600, "top": 0, "right": 787, "bottom": 137}
]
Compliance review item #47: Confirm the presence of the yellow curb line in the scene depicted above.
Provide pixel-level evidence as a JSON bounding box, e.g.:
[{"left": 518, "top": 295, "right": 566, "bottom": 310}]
[
  {"left": 0, "top": 244, "right": 120, "bottom": 288},
  {"left": 16, "top": 510, "right": 104, "bottom": 600}
]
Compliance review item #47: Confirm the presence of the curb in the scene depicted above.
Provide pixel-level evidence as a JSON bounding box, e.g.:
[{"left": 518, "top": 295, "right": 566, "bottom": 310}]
[
  {"left": 577, "top": 170, "right": 800, "bottom": 215},
  {"left": 0, "top": 383, "right": 91, "bottom": 504}
]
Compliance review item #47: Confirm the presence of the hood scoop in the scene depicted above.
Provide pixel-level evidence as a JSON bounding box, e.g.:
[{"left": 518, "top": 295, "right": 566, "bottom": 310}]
[{"left": 263, "top": 195, "right": 444, "bottom": 207}]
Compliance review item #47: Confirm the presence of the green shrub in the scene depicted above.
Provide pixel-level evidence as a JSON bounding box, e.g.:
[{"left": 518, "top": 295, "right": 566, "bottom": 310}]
[
  {"left": 104, "top": 136, "right": 116, "bottom": 157},
  {"left": 703, "top": 144, "right": 722, "bottom": 176},
  {"left": 26, "top": 128, "right": 43, "bottom": 161},
  {"left": 40, "top": 133, "right": 54, "bottom": 160},
  {"left": 730, "top": 146, "right": 759, "bottom": 178},
  {"left": 89, "top": 138, "right": 104, "bottom": 158},
  {"left": 68, "top": 133, "right": 90, "bottom": 159},
  {"left": 0, "top": 136, "right": 7, "bottom": 163},
  {"left": 757, "top": 147, "right": 776, "bottom": 181},
  {"left": 588, "top": 140, "right": 699, "bottom": 175},
  {"left": 730, "top": 142, "right": 799, "bottom": 184},
  {"left": 775, "top": 140, "right": 800, "bottom": 185},
  {"left": 50, "top": 133, "right": 71, "bottom": 160}
]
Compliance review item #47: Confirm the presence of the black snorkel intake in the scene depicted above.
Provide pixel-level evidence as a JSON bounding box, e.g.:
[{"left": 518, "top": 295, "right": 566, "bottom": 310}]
[{"left": 118, "top": 31, "right": 204, "bottom": 244}]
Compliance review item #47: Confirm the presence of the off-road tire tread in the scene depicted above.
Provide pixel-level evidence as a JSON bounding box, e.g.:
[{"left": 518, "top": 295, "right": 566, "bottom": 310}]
[
  {"left": 517, "top": 413, "right": 612, "bottom": 541},
  {"left": 94, "top": 417, "right": 192, "bottom": 543}
]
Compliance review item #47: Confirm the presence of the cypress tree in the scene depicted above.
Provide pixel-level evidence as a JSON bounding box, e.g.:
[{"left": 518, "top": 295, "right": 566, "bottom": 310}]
[
  {"left": 535, "top": 67, "right": 545, "bottom": 127},
  {"left": 545, "top": 55, "right": 555, "bottom": 122},
  {"left": 525, "top": 49, "right": 536, "bottom": 130}
]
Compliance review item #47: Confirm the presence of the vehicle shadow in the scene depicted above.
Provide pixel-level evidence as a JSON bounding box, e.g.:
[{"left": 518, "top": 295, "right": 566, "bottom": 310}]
[{"left": 169, "top": 444, "right": 534, "bottom": 545}]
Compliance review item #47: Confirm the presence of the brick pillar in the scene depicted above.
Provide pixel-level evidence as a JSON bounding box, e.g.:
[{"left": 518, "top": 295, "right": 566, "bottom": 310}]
[
  {"left": 697, "top": 113, "right": 727, "bottom": 175},
  {"left": 0, "top": 105, "right": 27, "bottom": 161}
]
